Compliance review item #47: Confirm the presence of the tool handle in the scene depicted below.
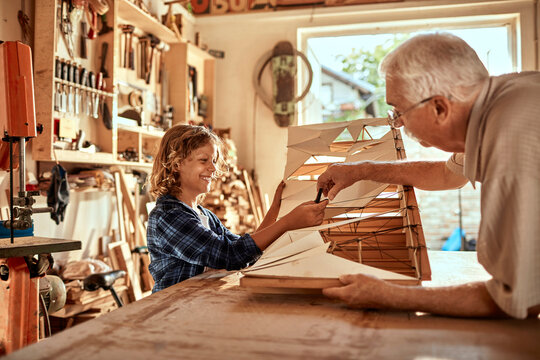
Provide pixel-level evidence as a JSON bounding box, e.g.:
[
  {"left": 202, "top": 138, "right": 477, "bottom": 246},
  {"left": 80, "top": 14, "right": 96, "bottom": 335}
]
[
  {"left": 100, "top": 42, "right": 109, "bottom": 76},
  {"left": 129, "top": 49, "right": 135, "bottom": 71},
  {"left": 315, "top": 188, "right": 323, "bottom": 203},
  {"left": 80, "top": 21, "right": 88, "bottom": 58},
  {"left": 96, "top": 72, "right": 103, "bottom": 91},
  {"left": 80, "top": 68, "right": 88, "bottom": 86},
  {"left": 88, "top": 71, "right": 95, "bottom": 88},
  {"left": 72, "top": 63, "right": 79, "bottom": 84}
]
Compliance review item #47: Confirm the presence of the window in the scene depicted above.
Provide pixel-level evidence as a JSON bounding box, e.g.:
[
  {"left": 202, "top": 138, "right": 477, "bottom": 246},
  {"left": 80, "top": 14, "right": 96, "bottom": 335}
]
[{"left": 301, "top": 24, "right": 517, "bottom": 126}]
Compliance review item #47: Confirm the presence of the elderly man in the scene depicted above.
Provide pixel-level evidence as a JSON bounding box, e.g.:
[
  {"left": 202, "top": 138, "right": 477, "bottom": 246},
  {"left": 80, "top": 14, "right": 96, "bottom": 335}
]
[{"left": 318, "top": 33, "right": 540, "bottom": 319}]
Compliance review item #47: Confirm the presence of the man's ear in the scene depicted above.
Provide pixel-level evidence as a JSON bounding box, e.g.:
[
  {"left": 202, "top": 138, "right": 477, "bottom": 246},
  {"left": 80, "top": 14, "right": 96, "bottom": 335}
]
[{"left": 433, "top": 96, "right": 451, "bottom": 124}]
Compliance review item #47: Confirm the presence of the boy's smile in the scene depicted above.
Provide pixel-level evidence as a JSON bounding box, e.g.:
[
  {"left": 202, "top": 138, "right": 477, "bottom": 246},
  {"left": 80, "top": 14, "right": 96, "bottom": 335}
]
[{"left": 177, "top": 142, "right": 218, "bottom": 208}]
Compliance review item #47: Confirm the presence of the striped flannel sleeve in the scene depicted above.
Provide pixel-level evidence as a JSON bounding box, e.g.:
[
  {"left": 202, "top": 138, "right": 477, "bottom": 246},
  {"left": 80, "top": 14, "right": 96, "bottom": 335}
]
[{"left": 158, "top": 207, "right": 262, "bottom": 270}]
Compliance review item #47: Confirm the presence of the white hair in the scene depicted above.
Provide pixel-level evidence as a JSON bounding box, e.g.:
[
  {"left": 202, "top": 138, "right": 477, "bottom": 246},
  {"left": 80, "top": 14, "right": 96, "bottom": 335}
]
[{"left": 379, "top": 33, "right": 489, "bottom": 103}]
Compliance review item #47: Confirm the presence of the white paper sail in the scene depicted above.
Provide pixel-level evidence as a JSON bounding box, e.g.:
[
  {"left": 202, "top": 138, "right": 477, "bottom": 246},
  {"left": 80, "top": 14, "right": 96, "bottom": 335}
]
[
  {"left": 279, "top": 119, "right": 397, "bottom": 219},
  {"left": 242, "top": 214, "right": 415, "bottom": 282},
  {"left": 242, "top": 215, "right": 415, "bottom": 282}
]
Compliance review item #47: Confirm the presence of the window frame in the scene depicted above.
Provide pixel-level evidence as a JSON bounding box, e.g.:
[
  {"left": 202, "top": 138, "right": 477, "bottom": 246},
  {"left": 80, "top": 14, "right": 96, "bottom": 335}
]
[{"left": 296, "top": 0, "right": 536, "bottom": 125}]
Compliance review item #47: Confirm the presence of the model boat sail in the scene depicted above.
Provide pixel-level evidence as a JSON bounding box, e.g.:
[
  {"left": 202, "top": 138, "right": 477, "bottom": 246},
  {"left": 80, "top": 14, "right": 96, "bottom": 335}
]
[{"left": 240, "top": 118, "right": 431, "bottom": 292}]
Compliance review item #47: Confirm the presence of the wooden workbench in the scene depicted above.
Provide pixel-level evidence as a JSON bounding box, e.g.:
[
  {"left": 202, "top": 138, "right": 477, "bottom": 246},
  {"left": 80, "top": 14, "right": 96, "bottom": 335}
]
[{"left": 6, "top": 251, "right": 540, "bottom": 359}]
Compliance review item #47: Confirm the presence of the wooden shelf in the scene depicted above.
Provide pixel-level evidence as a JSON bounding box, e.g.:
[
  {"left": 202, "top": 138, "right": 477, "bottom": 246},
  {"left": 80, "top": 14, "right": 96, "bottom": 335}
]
[
  {"left": 118, "top": 124, "right": 164, "bottom": 138},
  {"left": 33, "top": 0, "right": 215, "bottom": 169},
  {"left": 53, "top": 150, "right": 116, "bottom": 164},
  {"left": 115, "top": 160, "right": 153, "bottom": 169},
  {"left": 118, "top": 0, "right": 180, "bottom": 43},
  {"left": 187, "top": 42, "right": 214, "bottom": 61},
  {"left": 45, "top": 149, "right": 153, "bottom": 169},
  {"left": 166, "top": 42, "right": 216, "bottom": 126}
]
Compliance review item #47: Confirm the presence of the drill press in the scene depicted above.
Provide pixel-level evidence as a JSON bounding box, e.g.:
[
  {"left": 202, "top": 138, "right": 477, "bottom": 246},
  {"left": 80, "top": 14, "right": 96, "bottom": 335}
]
[{"left": 0, "top": 41, "right": 81, "bottom": 355}]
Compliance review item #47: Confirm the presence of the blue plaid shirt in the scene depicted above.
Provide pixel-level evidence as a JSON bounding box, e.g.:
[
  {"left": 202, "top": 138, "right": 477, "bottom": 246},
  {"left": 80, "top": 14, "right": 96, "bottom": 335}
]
[{"left": 147, "top": 194, "right": 262, "bottom": 292}]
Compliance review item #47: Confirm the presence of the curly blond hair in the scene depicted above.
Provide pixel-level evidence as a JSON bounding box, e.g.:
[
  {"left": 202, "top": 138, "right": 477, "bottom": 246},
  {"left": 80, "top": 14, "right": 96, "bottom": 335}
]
[{"left": 149, "top": 125, "right": 227, "bottom": 200}]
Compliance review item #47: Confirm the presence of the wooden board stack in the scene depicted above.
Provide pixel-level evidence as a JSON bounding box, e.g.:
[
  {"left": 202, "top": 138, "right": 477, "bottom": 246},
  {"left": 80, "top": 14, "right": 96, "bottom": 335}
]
[{"left": 203, "top": 131, "right": 263, "bottom": 234}]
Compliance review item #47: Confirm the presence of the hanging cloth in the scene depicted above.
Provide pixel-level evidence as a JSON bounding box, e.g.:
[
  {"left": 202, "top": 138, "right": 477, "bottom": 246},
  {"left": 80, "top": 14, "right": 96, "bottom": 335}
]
[{"left": 47, "top": 164, "right": 70, "bottom": 224}]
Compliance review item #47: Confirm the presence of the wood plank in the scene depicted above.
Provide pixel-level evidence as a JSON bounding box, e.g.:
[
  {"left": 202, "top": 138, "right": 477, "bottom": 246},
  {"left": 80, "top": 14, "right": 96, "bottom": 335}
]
[
  {"left": 113, "top": 172, "right": 128, "bottom": 244},
  {"left": 117, "top": 0, "right": 179, "bottom": 43},
  {"left": 112, "top": 167, "right": 146, "bottom": 247},
  {"left": 108, "top": 242, "right": 142, "bottom": 302},
  {"left": 242, "top": 169, "right": 261, "bottom": 226}
]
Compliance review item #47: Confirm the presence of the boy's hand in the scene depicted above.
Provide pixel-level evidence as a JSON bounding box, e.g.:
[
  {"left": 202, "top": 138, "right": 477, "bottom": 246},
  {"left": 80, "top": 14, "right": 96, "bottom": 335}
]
[
  {"left": 257, "top": 181, "right": 286, "bottom": 231},
  {"left": 285, "top": 200, "right": 328, "bottom": 230},
  {"left": 269, "top": 181, "right": 286, "bottom": 210}
]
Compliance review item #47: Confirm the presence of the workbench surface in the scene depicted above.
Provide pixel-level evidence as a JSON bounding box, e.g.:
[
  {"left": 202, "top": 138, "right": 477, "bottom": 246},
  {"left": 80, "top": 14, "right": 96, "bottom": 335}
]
[{"left": 7, "top": 251, "right": 540, "bottom": 359}]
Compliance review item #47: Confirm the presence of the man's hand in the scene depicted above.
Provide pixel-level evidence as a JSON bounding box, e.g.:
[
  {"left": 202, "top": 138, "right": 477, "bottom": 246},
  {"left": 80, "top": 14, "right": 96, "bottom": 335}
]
[
  {"left": 317, "top": 163, "right": 362, "bottom": 201},
  {"left": 322, "top": 273, "right": 392, "bottom": 309},
  {"left": 324, "top": 274, "right": 508, "bottom": 318}
]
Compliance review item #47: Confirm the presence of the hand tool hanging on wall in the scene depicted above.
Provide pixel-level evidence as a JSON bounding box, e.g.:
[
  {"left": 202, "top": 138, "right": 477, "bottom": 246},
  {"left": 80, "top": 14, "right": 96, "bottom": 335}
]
[
  {"left": 74, "top": 64, "right": 81, "bottom": 115},
  {"left": 60, "top": 0, "right": 75, "bottom": 58},
  {"left": 98, "top": 14, "right": 113, "bottom": 36},
  {"left": 99, "top": 42, "right": 109, "bottom": 78},
  {"left": 62, "top": 60, "right": 69, "bottom": 81},
  {"left": 80, "top": 21, "right": 88, "bottom": 58},
  {"left": 138, "top": 36, "right": 149, "bottom": 79},
  {"left": 56, "top": 0, "right": 62, "bottom": 52},
  {"left": 61, "top": 84, "right": 67, "bottom": 113},
  {"left": 88, "top": 71, "right": 95, "bottom": 117},
  {"left": 68, "top": 85, "right": 74, "bottom": 114},
  {"left": 98, "top": 73, "right": 104, "bottom": 116},
  {"left": 102, "top": 79, "right": 112, "bottom": 130},
  {"left": 188, "top": 66, "right": 198, "bottom": 120},
  {"left": 79, "top": 67, "right": 88, "bottom": 116},
  {"left": 157, "top": 42, "right": 170, "bottom": 84},
  {"left": 163, "top": 1, "right": 183, "bottom": 42},
  {"left": 121, "top": 25, "right": 135, "bottom": 69},
  {"left": 55, "top": 57, "right": 62, "bottom": 78},
  {"left": 86, "top": 8, "right": 98, "bottom": 40},
  {"left": 55, "top": 83, "right": 61, "bottom": 112},
  {"left": 145, "top": 35, "right": 160, "bottom": 84},
  {"left": 69, "top": 1, "right": 84, "bottom": 40},
  {"left": 87, "top": 0, "right": 109, "bottom": 39},
  {"left": 93, "top": 72, "right": 102, "bottom": 119},
  {"left": 17, "top": 10, "right": 32, "bottom": 44}
]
